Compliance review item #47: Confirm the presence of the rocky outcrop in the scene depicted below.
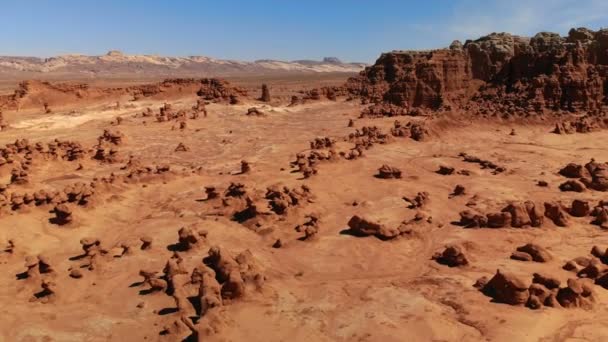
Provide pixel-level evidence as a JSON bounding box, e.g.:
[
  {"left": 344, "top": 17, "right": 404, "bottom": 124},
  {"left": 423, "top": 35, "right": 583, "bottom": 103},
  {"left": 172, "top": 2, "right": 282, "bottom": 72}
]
[
  {"left": 459, "top": 201, "right": 544, "bottom": 228},
  {"left": 477, "top": 269, "right": 596, "bottom": 310},
  {"left": 346, "top": 27, "right": 608, "bottom": 117},
  {"left": 559, "top": 160, "right": 608, "bottom": 192},
  {"left": 390, "top": 120, "right": 429, "bottom": 141}
]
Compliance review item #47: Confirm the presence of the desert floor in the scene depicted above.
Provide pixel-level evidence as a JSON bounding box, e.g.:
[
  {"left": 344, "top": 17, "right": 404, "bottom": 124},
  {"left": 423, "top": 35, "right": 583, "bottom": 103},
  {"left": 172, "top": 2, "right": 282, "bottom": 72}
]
[{"left": 1, "top": 74, "right": 608, "bottom": 342}]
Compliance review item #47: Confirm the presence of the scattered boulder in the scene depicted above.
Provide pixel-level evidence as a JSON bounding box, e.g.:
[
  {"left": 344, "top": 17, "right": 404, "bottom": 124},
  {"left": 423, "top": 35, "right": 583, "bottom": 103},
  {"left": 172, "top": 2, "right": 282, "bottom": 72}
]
[
  {"left": 23, "top": 255, "right": 55, "bottom": 279},
  {"left": 195, "top": 265, "right": 223, "bottom": 315},
  {"left": 390, "top": 121, "right": 429, "bottom": 141},
  {"left": 512, "top": 243, "right": 552, "bottom": 262},
  {"left": 140, "top": 236, "right": 153, "bottom": 250},
  {"left": 578, "top": 259, "right": 607, "bottom": 279},
  {"left": 437, "top": 165, "right": 455, "bottom": 175},
  {"left": 175, "top": 225, "right": 208, "bottom": 251},
  {"left": 10, "top": 169, "right": 29, "bottom": 185},
  {"left": 480, "top": 270, "right": 530, "bottom": 305},
  {"left": 34, "top": 279, "right": 57, "bottom": 302},
  {"left": 295, "top": 214, "right": 320, "bottom": 240},
  {"left": 289, "top": 96, "right": 300, "bottom": 106},
  {"left": 432, "top": 245, "right": 468, "bottom": 267},
  {"left": 582, "top": 160, "right": 608, "bottom": 191},
  {"left": 175, "top": 142, "right": 189, "bottom": 152},
  {"left": 559, "top": 163, "right": 587, "bottom": 178},
  {"left": 501, "top": 203, "right": 525, "bottom": 227},
  {"left": 450, "top": 184, "right": 466, "bottom": 198},
  {"left": 461, "top": 201, "right": 544, "bottom": 229},
  {"left": 79, "top": 237, "right": 105, "bottom": 270},
  {"left": 459, "top": 210, "right": 488, "bottom": 228},
  {"left": 205, "top": 186, "right": 219, "bottom": 200},
  {"left": 570, "top": 199, "right": 590, "bottom": 217},
  {"left": 556, "top": 278, "right": 595, "bottom": 309},
  {"left": 310, "top": 137, "right": 335, "bottom": 150},
  {"left": 532, "top": 273, "right": 561, "bottom": 289},
  {"left": 346, "top": 215, "right": 412, "bottom": 240},
  {"left": 459, "top": 153, "right": 505, "bottom": 174},
  {"left": 592, "top": 207, "right": 608, "bottom": 229},
  {"left": 376, "top": 164, "right": 402, "bottom": 179},
  {"left": 591, "top": 245, "right": 606, "bottom": 259},
  {"left": 486, "top": 212, "right": 512, "bottom": 228},
  {"left": 559, "top": 180, "right": 586, "bottom": 192},
  {"left": 265, "top": 184, "right": 313, "bottom": 215},
  {"left": 544, "top": 202, "right": 570, "bottom": 227},
  {"left": 98, "top": 129, "right": 124, "bottom": 145},
  {"left": 510, "top": 251, "right": 534, "bottom": 262},
  {"left": 69, "top": 269, "right": 83, "bottom": 279},
  {"left": 192, "top": 98, "right": 208, "bottom": 118},
  {"left": 246, "top": 107, "right": 264, "bottom": 116},
  {"left": 240, "top": 160, "right": 251, "bottom": 174},
  {"left": 203, "top": 246, "right": 265, "bottom": 301},
  {"left": 563, "top": 257, "right": 592, "bottom": 272},
  {"left": 139, "top": 269, "right": 168, "bottom": 293},
  {"left": 51, "top": 204, "right": 73, "bottom": 225},
  {"left": 403, "top": 192, "right": 429, "bottom": 209}
]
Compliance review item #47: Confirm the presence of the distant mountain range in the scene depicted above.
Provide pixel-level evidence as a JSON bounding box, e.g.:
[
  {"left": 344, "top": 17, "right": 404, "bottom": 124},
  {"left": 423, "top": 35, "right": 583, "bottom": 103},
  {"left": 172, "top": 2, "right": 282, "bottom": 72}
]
[{"left": 0, "top": 51, "right": 367, "bottom": 77}]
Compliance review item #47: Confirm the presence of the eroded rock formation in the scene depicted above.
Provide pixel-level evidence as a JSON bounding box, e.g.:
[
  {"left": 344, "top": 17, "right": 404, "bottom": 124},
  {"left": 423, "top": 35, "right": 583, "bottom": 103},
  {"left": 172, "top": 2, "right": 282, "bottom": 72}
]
[{"left": 345, "top": 27, "right": 608, "bottom": 118}]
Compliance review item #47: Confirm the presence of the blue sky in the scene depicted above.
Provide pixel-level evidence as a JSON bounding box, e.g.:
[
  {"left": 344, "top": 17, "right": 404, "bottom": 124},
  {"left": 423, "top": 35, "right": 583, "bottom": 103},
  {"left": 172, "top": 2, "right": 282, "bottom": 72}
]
[{"left": 1, "top": 0, "right": 606, "bottom": 62}]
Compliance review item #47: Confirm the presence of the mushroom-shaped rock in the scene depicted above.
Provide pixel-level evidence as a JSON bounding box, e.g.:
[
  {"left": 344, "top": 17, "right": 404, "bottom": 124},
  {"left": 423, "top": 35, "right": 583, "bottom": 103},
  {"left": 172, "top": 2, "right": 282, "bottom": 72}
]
[
  {"left": 52, "top": 204, "right": 73, "bottom": 225},
  {"left": 481, "top": 270, "right": 530, "bottom": 305}
]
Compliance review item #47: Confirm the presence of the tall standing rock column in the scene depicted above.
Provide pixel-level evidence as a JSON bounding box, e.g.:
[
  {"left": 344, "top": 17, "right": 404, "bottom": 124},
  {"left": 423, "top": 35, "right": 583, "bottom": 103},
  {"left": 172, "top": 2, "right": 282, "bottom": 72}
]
[{"left": 260, "top": 84, "right": 271, "bottom": 102}]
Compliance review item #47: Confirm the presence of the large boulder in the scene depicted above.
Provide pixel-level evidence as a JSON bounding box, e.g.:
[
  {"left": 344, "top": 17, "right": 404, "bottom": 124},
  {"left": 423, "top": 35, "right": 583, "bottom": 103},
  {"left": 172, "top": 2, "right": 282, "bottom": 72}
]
[
  {"left": 481, "top": 269, "right": 530, "bottom": 305},
  {"left": 347, "top": 215, "right": 412, "bottom": 240}
]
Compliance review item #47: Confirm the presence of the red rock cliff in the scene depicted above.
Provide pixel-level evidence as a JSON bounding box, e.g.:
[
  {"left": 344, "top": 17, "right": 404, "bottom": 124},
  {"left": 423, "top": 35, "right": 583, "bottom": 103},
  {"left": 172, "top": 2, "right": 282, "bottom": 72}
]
[{"left": 347, "top": 27, "right": 608, "bottom": 115}]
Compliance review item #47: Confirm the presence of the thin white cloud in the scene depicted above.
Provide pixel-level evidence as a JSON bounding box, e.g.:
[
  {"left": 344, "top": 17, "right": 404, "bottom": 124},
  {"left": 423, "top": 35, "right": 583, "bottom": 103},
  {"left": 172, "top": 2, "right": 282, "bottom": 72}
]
[{"left": 443, "top": 0, "right": 608, "bottom": 42}]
